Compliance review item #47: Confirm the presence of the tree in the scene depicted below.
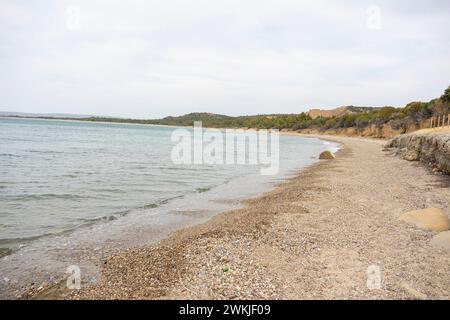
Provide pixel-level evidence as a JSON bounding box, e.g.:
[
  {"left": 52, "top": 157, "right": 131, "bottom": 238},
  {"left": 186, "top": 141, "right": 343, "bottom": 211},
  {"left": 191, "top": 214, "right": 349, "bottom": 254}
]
[{"left": 440, "top": 85, "right": 450, "bottom": 103}]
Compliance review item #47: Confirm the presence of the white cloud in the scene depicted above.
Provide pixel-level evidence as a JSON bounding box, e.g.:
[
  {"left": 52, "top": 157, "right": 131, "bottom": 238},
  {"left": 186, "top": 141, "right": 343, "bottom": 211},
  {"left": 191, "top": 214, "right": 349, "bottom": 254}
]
[{"left": 0, "top": 0, "right": 449, "bottom": 118}]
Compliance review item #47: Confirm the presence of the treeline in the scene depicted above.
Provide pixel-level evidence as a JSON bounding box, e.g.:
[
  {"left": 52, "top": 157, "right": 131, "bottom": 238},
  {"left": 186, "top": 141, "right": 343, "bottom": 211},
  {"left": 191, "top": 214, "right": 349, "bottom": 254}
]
[{"left": 80, "top": 85, "right": 450, "bottom": 132}]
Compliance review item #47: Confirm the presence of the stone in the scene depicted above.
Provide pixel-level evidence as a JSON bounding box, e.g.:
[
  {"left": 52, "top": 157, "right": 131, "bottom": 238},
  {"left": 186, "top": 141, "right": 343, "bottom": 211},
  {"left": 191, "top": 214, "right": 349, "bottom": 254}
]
[
  {"left": 403, "top": 149, "right": 419, "bottom": 161},
  {"left": 319, "top": 151, "right": 335, "bottom": 160},
  {"left": 430, "top": 231, "right": 450, "bottom": 254},
  {"left": 399, "top": 208, "right": 450, "bottom": 232}
]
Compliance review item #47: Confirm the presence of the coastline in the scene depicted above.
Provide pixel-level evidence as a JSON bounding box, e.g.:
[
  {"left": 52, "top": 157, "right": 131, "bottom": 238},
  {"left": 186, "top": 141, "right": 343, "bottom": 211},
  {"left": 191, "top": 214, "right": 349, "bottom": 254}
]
[
  {"left": 1, "top": 119, "right": 337, "bottom": 299},
  {"left": 29, "top": 134, "right": 449, "bottom": 299},
  {"left": 0, "top": 116, "right": 391, "bottom": 138}
]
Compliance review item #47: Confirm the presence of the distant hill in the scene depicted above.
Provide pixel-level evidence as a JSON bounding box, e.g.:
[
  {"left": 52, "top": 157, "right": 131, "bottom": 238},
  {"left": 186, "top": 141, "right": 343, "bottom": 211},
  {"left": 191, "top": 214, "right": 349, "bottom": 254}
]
[
  {"left": 81, "top": 85, "right": 449, "bottom": 138},
  {"left": 0, "top": 111, "right": 94, "bottom": 118},
  {"left": 2, "top": 85, "right": 448, "bottom": 138},
  {"left": 157, "top": 112, "right": 235, "bottom": 126},
  {"left": 80, "top": 112, "right": 307, "bottom": 128}
]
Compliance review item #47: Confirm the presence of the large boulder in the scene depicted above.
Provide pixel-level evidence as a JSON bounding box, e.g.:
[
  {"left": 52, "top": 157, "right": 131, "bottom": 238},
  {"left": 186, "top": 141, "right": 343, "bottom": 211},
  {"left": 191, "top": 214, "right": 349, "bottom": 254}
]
[
  {"left": 430, "top": 231, "right": 450, "bottom": 254},
  {"left": 319, "top": 151, "right": 335, "bottom": 160},
  {"left": 399, "top": 208, "right": 450, "bottom": 232}
]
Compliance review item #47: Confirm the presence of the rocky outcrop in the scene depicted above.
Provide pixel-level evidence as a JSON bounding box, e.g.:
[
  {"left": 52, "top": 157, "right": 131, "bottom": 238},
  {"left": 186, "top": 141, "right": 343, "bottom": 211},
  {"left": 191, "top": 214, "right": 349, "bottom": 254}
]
[{"left": 384, "top": 132, "right": 450, "bottom": 174}]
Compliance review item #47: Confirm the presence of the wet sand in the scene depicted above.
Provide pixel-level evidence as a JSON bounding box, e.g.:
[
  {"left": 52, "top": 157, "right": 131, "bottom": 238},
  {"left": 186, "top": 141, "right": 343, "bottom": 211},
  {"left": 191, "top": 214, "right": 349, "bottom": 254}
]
[{"left": 43, "top": 135, "right": 450, "bottom": 299}]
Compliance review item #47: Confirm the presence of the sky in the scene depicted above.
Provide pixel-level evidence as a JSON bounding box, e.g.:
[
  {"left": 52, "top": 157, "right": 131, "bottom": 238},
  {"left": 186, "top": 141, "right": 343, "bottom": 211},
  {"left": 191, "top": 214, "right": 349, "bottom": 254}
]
[{"left": 0, "top": 0, "right": 449, "bottom": 118}]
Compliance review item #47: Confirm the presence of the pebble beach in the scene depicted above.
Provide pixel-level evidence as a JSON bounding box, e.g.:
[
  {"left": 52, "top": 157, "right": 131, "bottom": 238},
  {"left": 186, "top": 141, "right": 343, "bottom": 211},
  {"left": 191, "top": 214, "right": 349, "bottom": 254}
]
[{"left": 57, "top": 135, "right": 450, "bottom": 299}]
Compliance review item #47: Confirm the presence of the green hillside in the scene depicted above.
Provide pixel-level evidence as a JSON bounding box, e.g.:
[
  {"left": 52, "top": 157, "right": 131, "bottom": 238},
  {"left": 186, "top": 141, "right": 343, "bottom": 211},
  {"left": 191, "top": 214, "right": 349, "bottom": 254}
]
[{"left": 75, "top": 85, "right": 450, "bottom": 132}]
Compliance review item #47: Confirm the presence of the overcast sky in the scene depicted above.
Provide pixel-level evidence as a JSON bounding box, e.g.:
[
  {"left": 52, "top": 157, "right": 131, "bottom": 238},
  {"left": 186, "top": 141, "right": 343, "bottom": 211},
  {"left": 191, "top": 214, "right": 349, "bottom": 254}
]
[{"left": 0, "top": 0, "right": 449, "bottom": 118}]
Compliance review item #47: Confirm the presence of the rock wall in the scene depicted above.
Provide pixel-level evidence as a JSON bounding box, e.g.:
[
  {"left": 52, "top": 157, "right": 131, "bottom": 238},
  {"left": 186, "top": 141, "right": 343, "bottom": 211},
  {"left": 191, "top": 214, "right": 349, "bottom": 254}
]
[{"left": 384, "top": 132, "right": 450, "bottom": 174}]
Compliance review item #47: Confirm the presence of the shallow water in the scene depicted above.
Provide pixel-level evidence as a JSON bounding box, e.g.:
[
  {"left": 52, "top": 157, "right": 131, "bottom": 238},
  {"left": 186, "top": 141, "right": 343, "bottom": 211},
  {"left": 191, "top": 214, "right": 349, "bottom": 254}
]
[{"left": 0, "top": 117, "right": 339, "bottom": 297}]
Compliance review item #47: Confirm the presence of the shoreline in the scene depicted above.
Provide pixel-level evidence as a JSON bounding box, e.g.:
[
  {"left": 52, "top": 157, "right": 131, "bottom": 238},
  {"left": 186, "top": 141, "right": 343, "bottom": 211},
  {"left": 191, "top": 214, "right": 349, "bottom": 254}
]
[
  {"left": 0, "top": 116, "right": 393, "bottom": 140},
  {"left": 30, "top": 134, "right": 449, "bottom": 299},
  {"left": 4, "top": 131, "right": 337, "bottom": 299},
  {"left": 26, "top": 136, "right": 341, "bottom": 300}
]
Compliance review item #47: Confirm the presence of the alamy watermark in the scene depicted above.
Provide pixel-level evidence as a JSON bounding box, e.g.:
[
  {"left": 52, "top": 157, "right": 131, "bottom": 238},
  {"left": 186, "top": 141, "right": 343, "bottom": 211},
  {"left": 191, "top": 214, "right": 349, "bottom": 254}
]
[
  {"left": 170, "top": 122, "right": 279, "bottom": 175},
  {"left": 66, "top": 5, "right": 81, "bottom": 31},
  {"left": 66, "top": 265, "right": 81, "bottom": 290},
  {"left": 366, "top": 5, "right": 382, "bottom": 30},
  {"left": 366, "top": 264, "right": 381, "bottom": 290}
]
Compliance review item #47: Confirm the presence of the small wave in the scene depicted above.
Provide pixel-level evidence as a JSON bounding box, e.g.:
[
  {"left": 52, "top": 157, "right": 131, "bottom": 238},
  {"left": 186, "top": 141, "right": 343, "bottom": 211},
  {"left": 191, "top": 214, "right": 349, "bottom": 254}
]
[
  {"left": 7, "top": 193, "right": 94, "bottom": 201},
  {"left": 27, "top": 150, "right": 63, "bottom": 154},
  {"left": 130, "top": 165, "right": 148, "bottom": 170},
  {"left": 61, "top": 174, "right": 77, "bottom": 178},
  {"left": 158, "top": 166, "right": 201, "bottom": 172},
  {"left": 0, "top": 231, "right": 63, "bottom": 257},
  {"left": 0, "top": 153, "right": 22, "bottom": 158},
  {"left": 142, "top": 203, "right": 158, "bottom": 209},
  {"left": 140, "top": 195, "right": 186, "bottom": 211},
  {"left": 78, "top": 214, "right": 120, "bottom": 224},
  {"left": 42, "top": 193, "right": 86, "bottom": 199},
  {"left": 90, "top": 188, "right": 127, "bottom": 194},
  {"left": 0, "top": 192, "right": 203, "bottom": 258},
  {"left": 171, "top": 209, "right": 211, "bottom": 217},
  {"left": 196, "top": 187, "right": 212, "bottom": 193},
  {"left": 158, "top": 194, "right": 185, "bottom": 205},
  {"left": 0, "top": 213, "right": 124, "bottom": 257}
]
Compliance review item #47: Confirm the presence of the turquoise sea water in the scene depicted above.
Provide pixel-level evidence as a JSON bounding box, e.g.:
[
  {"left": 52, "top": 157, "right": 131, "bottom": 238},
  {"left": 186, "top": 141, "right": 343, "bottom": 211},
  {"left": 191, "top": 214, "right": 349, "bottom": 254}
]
[{"left": 0, "top": 117, "right": 338, "bottom": 296}]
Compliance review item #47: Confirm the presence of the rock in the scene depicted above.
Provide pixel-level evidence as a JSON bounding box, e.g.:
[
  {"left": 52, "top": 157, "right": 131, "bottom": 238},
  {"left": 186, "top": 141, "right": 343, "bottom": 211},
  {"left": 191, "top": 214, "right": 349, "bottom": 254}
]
[
  {"left": 430, "top": 231, "right": 450, "bottom": 254},
  {"left": 384, "top": 132, "right": 450, "bottom": 174},
  {"left": 399, "top": 208, "right": 450, "bottom": 232},
  {"left": 0, "top": 247, "right": 12, "bottom": 258},
  {"left": 319, "top": 151, "right": 334, "bottom": 160},
  {"left": 403, "top": 149, "right": 420, "bottom": 161}
]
